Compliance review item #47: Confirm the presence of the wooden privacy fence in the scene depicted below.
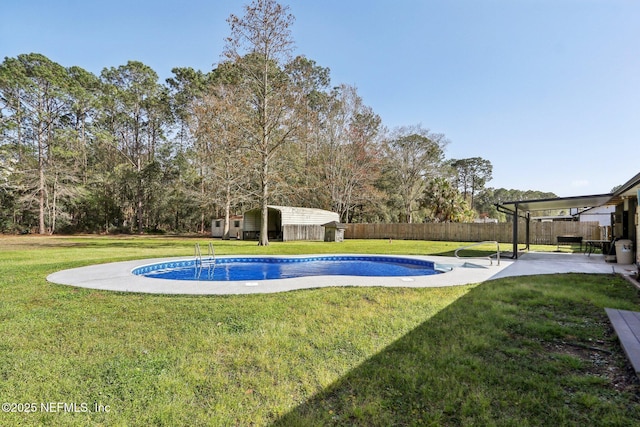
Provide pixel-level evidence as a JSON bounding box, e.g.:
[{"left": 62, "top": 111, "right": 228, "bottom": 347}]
[
  {"left": 282, "top": 224, "right": 325, "bottom": 242},
  {"left": 344, "top": 222, "right": 601, "bottom": 245}
]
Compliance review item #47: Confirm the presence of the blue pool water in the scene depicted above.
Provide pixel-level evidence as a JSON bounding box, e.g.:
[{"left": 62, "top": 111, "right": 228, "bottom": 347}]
[{"left": 132, "top": 255, "right": 442, "bottom": 281}]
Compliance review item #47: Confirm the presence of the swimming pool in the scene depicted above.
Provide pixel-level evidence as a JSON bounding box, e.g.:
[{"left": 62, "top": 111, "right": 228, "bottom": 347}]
[{"left": 132, "top": 255, "right": 444, "bottom": 281}]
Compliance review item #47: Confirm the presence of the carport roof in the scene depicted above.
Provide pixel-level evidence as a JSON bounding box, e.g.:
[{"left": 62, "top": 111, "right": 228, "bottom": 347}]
[
  {"left": 498, "top": 193, "right": 617, "bottom": 212},
  {"left": 498, "top": 170, "right": 640, "bottom": 213}
]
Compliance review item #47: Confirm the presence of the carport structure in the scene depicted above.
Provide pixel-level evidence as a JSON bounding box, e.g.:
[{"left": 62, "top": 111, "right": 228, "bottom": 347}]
[
  {"left": 497, "top": 170, "right": 640, "bottom": 261},
  {"left": 496, "top": 193, "right": 619, "bottom": 259},
  {"left": 242, "top": 205, "right": 339, "bottom": 241}
]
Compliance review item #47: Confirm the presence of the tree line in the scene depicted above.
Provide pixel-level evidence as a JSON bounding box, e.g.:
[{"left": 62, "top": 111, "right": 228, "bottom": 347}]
[{"left": 0, "top": 0, "right": 553, "bottom": 238}]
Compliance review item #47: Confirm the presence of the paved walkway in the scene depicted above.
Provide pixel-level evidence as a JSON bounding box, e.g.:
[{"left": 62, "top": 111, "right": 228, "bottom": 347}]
[
  {"left": 46, "top": 252, "right": 637, "bottom": 295},
  {"left": 492, "top": 251, "right": 637, "bottom": 279}
]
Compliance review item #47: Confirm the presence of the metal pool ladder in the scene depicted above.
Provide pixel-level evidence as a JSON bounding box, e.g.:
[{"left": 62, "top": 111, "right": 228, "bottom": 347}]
[
  {"left": 194, "top": 242, "right": 216, "bottom": 279},
  {"left": 454, "top": 241, "right": 500, "bottom": 266}
]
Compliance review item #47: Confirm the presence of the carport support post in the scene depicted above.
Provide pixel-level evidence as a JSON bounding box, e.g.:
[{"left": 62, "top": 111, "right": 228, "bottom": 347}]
[
  {"left": 513, "top": 203, "right": 518, "bottom": 259},
  {"left": 526, "top": 211, "right": 530, "bottom": 251}
]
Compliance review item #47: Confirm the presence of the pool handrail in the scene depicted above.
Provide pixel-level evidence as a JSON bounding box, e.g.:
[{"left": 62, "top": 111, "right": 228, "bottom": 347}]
[
  {"left": 207, "top": 242, "right": 216, "bottom": 279},
  {"left": 195, "top": 242, "right": 216, "bottom": 279},
  {"left": 454, "top": 241, "right": 500, "bottom": 266},
  {"left": 195, "top": 243, "right": 203, "bottom": 279}
]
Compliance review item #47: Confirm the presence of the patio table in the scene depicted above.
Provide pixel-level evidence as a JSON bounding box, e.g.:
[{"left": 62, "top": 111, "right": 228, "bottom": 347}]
[{"left": 584, "top": 239, "right": 611, "bottom": 256}]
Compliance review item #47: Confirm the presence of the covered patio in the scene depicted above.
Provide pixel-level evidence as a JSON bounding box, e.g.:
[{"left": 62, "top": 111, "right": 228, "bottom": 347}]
[
  {"left": 496, "top": 171, "right": 639, "bottom": 263},
  {"left": 496, "top": 193, "right": 618, "bottom": 258}
]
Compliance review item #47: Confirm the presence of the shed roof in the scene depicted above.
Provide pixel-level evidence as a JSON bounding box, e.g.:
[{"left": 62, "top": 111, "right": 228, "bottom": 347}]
[
  {"left": 243, "top": 205, "right": 339, "bottom": 226},
  {"left": 266, "top": 205, "right": 337, "bottom": 216},
  {"left": 322, "top": 221, "right": 347, "bottom": 229}
]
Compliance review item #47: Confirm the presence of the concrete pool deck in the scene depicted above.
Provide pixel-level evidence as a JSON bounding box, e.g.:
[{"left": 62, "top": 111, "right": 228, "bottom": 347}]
[{"left": 46, "top": 252, "right": 638, "bottom": 295}]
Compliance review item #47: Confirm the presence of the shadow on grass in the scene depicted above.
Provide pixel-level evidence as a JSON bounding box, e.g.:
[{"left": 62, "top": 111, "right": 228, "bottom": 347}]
[{"left": 273, "top": 274, "right": 640, "bottom": 426}]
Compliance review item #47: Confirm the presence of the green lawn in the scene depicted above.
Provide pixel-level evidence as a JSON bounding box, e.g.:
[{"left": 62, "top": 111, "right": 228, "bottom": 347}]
[{"left": 1, "top": 236, "right": 639, "bottom": 426}]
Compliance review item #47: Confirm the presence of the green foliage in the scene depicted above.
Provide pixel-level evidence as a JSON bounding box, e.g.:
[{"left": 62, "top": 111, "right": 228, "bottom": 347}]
[
  {"left": 422, "top": 177, "right": 474, "bottom": 222},
  {"left": 475, "top": 188, "right": 560, "bottom": 221},
  {"left": 277, "top": 273, "right": 640, "bottom": 426},
  {"left": 383, "top": 125, "right": 448, "bottom": 223},
  {"left": 0, "top": 5, "right": 553, "bottom": 234},
  {"left": 448, "top": 157, "right": 493, "bottom": 210}
]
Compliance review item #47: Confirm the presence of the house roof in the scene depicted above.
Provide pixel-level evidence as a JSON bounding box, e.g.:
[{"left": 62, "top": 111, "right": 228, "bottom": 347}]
[{"left": 614, "top": 171, "right": 640, "bottom": 199}]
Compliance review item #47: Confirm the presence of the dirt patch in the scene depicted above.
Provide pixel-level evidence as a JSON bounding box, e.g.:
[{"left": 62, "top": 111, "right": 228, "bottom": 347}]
[{"left": 543, "top": 328, "right": 640, "bottom": 396}]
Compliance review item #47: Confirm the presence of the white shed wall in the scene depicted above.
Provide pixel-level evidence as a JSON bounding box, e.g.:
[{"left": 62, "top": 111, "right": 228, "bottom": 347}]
[
  {"left": 211, "top": 217, "right": 244, "bottom": 238},
  {"left": 272, "top": 206, "right": 339, "bottom": 225}
]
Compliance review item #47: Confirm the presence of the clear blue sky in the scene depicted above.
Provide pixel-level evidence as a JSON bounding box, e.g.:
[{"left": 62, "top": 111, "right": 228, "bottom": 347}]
[{"left": 2, "top": 0, "right": 638, "bottom": 197}]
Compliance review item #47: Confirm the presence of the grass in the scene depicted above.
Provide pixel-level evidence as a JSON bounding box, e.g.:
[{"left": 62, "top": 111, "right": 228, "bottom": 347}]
[{"left": 0, "top": 235, "right": 639, "bottom": 426}]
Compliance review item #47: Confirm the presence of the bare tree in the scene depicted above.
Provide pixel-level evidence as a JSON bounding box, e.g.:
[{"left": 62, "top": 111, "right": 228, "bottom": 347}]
[
  {"left": 223, "top": 0, "right": 297, "bottom": 245},
  {"left": 321, "top": 85, "right": 383, "bottom": 222},
  {"left": 192, "top": 82, "right": 251, "bottom": 240}
]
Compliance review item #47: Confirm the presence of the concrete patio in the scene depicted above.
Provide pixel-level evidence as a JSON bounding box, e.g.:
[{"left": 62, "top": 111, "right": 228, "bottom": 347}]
[
  {"left": 491, "top": 251, "right": 638, "bottom": 280},
  {"left": 46, "top": 251, "right": 639, "bottom": 295}
]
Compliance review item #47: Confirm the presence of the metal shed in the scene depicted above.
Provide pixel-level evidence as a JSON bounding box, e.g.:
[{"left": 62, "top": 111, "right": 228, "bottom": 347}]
[
  {"left": 242, "top": 206, "right": 340, "bottom": 241},
  {"left": 323, "top": 221, "right": 347, "bottom": 242},
  {"left": 211, "top": 215, "right": 244, "bottom": 239}
]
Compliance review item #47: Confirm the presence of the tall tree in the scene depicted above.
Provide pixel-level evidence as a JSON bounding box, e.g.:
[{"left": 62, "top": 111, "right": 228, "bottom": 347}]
[
  {"left": 275, "top": 56, "right": 331, "bottom": 207},
  {"left": 383, "top": 125, "right": 448, "bottom": 223},
  {"left": 65, "top": 65, "right": 101, "bottom": 183},
  {"left": 448, "top": 157, "right": 493, "bottom": 211},
  {"left": 224, "top": 0, "right": 297, "bottom": 245},
  {"left": 0, "top": 57, "right": 27, "bottom": 232},
  {"left": 99, "top": 61, "right": 170, "bottom": 233},
  {"left": 320, "top": 84, "right": 383, "bottom": 222},
  {"left": 53, "top": 65, "right": 103, "bottom": 232},
  {"left": 167, "top": 67, "right": 210, "bottom": 149},
  {"left": 192, "top": 74, "right": 252, "bottom": 239},
  {"left": 0, "top": 54, "right": 71, "bottom": 234},
  {"left": 167, "top": 67, "right": 212, "bottom": 232}
]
